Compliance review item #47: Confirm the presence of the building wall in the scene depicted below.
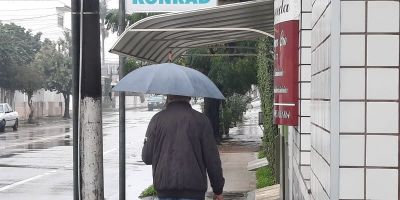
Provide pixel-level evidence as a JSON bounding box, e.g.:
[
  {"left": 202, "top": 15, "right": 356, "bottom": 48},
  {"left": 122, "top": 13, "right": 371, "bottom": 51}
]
[
  {"left": 290, "top": 0, "right": 400, "bottom": 199},
  {"left": 289, "top": 0, "right": 313, "bottom": 199},
  {"left": 338, "top": 0, "right": 399, "bottom": 199}
]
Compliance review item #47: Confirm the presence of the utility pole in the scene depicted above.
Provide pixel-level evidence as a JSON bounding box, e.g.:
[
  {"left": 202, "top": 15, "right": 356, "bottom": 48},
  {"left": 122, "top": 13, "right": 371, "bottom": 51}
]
[
  {"left": 118, "top": 0, "right": 126, "bottom": 200},
  {"left": 71, "top": 0, "right": 104, "bottom": 199},
  {"left": 71, "top": 0, "right": 80, "bottom": 199}
]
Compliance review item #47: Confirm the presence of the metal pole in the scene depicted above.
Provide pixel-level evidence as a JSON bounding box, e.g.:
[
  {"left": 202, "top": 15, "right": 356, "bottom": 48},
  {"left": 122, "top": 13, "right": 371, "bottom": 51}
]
[
  {"left": 71, "top": 0, "right": 80, "bottom": 199},
  {"left": 118, "top": 0, "right": 126, "bottom": 199},
  {"left": 78, "top": 0, "right": 104, "bottom": 199}
]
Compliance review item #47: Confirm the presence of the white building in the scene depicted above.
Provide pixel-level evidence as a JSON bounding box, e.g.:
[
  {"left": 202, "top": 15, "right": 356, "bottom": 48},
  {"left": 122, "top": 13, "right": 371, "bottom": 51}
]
[{"left": 0, "top": 0, "right": 71, "bottom": 119}]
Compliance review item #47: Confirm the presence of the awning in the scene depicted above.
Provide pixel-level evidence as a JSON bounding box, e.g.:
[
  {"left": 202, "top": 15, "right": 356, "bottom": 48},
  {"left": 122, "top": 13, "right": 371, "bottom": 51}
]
[{"left": 110, "top": 0, "right": 274, "bottom": 63}]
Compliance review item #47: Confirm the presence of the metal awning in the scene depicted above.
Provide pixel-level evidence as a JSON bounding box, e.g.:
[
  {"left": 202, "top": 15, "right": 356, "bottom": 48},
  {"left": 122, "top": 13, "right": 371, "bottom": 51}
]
[{"left": 110, "top": 0, "right": 274, "bottom": 63}]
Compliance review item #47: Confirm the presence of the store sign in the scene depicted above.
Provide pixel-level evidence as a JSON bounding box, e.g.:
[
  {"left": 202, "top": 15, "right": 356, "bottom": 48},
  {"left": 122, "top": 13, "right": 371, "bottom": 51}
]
[
  {"left": 126, "top": 0, "right": 218, "bottom": 13},
  {"left": 273, "top": 0, "right": 300, "bottom": 126}
]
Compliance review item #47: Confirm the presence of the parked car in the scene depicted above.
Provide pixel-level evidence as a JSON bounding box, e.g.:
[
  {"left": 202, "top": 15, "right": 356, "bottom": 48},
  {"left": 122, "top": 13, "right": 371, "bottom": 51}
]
[
  {"left": 147, "top": 95, "right": 165, "bottom": 111},
  {"left": 0, "top": 103, "right": 19, "bottom": 132}
]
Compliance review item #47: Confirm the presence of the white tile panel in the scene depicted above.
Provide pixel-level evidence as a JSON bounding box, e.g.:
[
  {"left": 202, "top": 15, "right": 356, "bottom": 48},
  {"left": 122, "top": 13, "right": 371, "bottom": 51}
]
[
  {"left": 341, "top": 1, "right": 365, "bottom": 33},
  {"left": 301, "top": 65, "right": 312, "bottom": 82},
  {"left": 367, "top": 1, "right": 399, "bottom": 33},
  {"left": 367, "top": 102, "right": 399, "bottom": 133},
  {"left": 366, "top": 135, "right": 398, "bottom": 167},
  {"left": 301, "top": 100, "right": 311, "bottom": 116},
  {"left": 340, "top": 35, "right": 365, "bottom": 66},
  {"left": 301, "top": 30, "right": 312, "bottom": 47},
  {"left": 339, "top": 168, "right": 364, "bottom": 199},
  {"left": 340, "top": 68, "right": 365, "bottom": 99},
  {"left": 301, "top": 134, "right": 311, "bottom": 151},
  {"left": 367, "top": 35, "right": 399, "bottom": 66},
  {"left": 340, "top": 102, "right": 365, "bottom": 133},
  {"left": 367, "top": 68, "right": 399, "bottom": 100},
  {"left": 366, "top": 169, "right": 398, "bottom": 200},
  {"left": 301, "top": 151, "right": 311, "bottom": 165},
  {"left": 340, "top": 135, "right": 365, "bottom": 166}
]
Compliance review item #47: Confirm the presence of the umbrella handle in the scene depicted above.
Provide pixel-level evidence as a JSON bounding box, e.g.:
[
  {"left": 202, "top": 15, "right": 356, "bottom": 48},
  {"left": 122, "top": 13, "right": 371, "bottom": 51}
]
[{"left": 168, "top": 51, "right": 173, "bottom": 62}]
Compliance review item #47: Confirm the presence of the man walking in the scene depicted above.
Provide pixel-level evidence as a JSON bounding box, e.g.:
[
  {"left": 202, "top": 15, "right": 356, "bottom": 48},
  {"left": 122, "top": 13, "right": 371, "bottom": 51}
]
[{"left": 142, "top": 95, "right": 225, "bottom": 200}]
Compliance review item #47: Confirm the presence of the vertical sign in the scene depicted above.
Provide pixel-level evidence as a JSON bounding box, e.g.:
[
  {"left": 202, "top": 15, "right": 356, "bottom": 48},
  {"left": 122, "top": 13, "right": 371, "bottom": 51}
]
[{"left": 273, "top": 0, "right": 300, "bottom": 125}]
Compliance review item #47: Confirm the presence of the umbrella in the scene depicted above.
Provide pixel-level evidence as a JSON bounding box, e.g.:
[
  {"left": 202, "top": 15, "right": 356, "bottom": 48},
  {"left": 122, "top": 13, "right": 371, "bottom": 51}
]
[{"left": 112, "top": 63, "right": 225, "bottom": 99}]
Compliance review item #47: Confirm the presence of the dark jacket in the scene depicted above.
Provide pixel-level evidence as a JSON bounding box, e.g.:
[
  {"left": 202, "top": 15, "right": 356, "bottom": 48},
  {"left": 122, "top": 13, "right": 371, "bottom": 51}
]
[{"left": 142, "top": 101, "right": 225, "bottom": 199}]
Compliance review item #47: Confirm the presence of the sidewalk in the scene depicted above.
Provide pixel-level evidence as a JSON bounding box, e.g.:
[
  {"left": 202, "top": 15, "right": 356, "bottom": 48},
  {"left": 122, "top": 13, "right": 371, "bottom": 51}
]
[{"left": 206, "top": 108, "right": 263, "bottom": 200}]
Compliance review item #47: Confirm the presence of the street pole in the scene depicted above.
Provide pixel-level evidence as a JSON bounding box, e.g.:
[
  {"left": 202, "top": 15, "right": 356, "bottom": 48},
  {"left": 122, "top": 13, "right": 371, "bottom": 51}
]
[
  {"left": 72, "top": 0, "right": 104, "bottom": 199},
  {"left": 71, "top": 0, "right": 80, "bottom": 199},
  {"left": 118, "top": 0, "right": 126, "bottom": 200}
]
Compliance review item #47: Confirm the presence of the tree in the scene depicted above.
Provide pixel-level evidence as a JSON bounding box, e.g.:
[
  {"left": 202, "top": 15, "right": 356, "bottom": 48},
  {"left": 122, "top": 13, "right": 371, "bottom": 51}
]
[
  {"left": 0, "top": 23, "right": 42, "bottom": 106},
  {"left": 105, "top": 10, "right": 156, "bottom": 33},
  {"left": 184, "top": 43, "right": 258, "bottom": 141},
  {"left": 34, "top": 33, "right": 72, "bottom": 118},
  {"left": 15, "top": 65, "right": 44, "bottom": 123}
]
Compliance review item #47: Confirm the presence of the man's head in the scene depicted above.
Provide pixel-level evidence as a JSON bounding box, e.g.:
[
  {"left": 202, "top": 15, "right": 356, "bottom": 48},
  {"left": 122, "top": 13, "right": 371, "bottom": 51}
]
[{"left": 166, "top": 95, "right": 191, "bottom": 104}]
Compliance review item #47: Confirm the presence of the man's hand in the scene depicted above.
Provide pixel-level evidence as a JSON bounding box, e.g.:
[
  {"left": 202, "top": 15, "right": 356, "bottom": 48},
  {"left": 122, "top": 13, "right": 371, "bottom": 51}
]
[{"left": 215, "top": 194, "right": 224, "bottom": 200}]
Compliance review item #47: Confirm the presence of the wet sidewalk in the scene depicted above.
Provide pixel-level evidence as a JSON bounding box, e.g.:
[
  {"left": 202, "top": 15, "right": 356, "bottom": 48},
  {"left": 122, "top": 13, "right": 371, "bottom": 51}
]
[{"left": 206, "top": 108, "right": 263, "bottom": 200}]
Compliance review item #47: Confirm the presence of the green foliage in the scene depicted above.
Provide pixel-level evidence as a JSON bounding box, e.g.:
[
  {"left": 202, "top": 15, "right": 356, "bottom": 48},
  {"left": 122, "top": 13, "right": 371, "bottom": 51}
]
[
  {"left": 139, "top": 185, "right": 157, "bottom": 198},
  {"left": 0, "top": 23, "right": 42, "bottom": 91},
  {"left": 125, "top": 58, "right": 141, "bottom": 73},
  {"left": 105, "top": 10, "right": 158, "bottom": 34},
  {"left": 256, "top": 166, "right": 276, "bottom": 189},
  {"left": 221, "top": 93, "right": 251, "bottom": 134},
  {"left": 256, "top": 37, "right": 279, "bottom": 183}
]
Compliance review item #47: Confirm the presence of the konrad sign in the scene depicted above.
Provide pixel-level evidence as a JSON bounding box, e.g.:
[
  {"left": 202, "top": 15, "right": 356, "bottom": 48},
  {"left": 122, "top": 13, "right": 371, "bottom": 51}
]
[
  {"left": 273, "top": 0, "right": 300, "bottom": 126},
  {"left": 126, "top": 0, "right": 218, "bottom": 13}
]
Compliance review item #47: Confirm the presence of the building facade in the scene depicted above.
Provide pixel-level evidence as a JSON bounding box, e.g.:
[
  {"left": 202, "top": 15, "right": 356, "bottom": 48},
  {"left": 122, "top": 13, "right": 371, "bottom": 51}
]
[{"left": 288, "top": 0, "right": 400, "bottom": 199}]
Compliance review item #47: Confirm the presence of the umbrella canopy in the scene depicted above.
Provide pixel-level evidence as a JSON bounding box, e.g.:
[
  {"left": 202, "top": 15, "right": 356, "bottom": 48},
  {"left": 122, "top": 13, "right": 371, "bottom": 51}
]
[{"left": 113, "top": 63, "right": 225, "bottom": 99}]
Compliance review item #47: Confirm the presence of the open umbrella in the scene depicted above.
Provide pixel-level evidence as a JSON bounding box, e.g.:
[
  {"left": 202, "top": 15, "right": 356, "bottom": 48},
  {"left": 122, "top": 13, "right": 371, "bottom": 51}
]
[{"left": 112, "top": 63, "right": 225, "bottom": 99}]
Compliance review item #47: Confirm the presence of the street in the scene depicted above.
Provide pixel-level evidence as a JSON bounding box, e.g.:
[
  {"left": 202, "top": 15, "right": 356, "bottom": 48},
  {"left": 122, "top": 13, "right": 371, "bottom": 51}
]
[{"left": 0, "top": 108, "right": 157, "bottom": 200}]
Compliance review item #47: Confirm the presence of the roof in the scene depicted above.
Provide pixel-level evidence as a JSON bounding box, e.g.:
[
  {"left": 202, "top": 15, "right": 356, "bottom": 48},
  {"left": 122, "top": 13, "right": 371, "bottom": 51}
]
[{"left": 110, "top": 0, "right": 274, "bottom": 63}]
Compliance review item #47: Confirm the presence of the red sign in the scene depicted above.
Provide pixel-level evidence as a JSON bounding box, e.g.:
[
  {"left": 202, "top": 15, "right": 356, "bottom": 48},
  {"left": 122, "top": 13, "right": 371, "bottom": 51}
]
[{"left": 273, "top": 20, "right": 299, "bottom": 126}]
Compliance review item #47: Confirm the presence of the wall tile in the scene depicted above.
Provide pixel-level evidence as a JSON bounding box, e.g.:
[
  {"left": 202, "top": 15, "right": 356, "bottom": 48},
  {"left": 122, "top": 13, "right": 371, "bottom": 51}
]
[
  {"left": 301, "top": 100, "right": 311, "bottom": 116},
  {"left": 301, "top": 65, "right": 311, "bottom": 82},
  {"left": 301, "top": 151, "right": 311, "bottom": 165},
  {"left": 301, "top": 134, "right": 311, "bottom": 151},
  {"left": 340, "top": 135, "right": 365, "bottom": 166},
  {"left": 340, "top": 102, "right": 365, "bottom": 133},
  {"left": 302, "top": 13, "right": 312, "bottom": 30},
  {"left": 367, "top": 35, "right": 399, "bottom": 66},
  {"left": 301, "top": 30, "right": 311, "bottom": 47},
  {"left": 368, "top": 1, "right": 399, "bottom": 33},
  {"left": 341, "top": 35, "right": 365, "bottom": 66},
  {"left": 340, "top": 68, "right": 365, "bottom": 99},
  {"left": 367, "top": 102, "right": 399, "bottom": 133},
  {"left": 367, "top": 68, "right": 399, "bottom": 100},
  {"left": 341, "top": 1, "right": 365, "bottom": 33},
  {"left": 301, "top": 117, "right": 311, "bottom": 133},
  {"left": 301, "top": 47, "right": 312, "bottom": 65},
  {"left": 340, "top": 168, "right": 364, "bottom": 199},
  {"left": 301, "top": 165, "right": 311, "bottom": 180},
  {"left": 366, "top": 169, "right": 398, "bottom": 200},
  {"left": 366, "top": 135, "right": 398, "bottom": 167},
  {"left": 302, "top": 0, "right": 312, "bottom": 12},
  {"left": 301, "top": 83, "right": 311, "bottom": 99}
]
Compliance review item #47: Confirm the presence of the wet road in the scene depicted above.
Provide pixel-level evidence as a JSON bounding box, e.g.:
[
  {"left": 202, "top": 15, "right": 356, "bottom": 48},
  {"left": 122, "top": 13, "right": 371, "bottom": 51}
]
[{"left": 0, "top": 108, "right": 158, "bottom": 200}]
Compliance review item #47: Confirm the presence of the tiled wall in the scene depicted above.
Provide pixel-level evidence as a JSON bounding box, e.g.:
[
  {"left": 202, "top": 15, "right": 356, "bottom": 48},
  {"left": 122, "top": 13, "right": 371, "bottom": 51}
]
[
  {"left": 289, "top": 0, "right": 313, "bottom": 199},
  {"left": 289, "top": 0, "right": 399, "bottom": 200},
  {"left": 309, "top": 0, "right": 335, "bottom": 198},
  {"left": 339, "top": 0, "right": 400, "bottom": 199}
]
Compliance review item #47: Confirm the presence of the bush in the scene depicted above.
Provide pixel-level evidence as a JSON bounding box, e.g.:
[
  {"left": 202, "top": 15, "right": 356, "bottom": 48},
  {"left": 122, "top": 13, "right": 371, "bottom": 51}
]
[
  {"left": 221, "top": 93, "right": 251, "bottom": 135},
  {"left": 139, "top": 185, "right": 157, "bottom": 199}
]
